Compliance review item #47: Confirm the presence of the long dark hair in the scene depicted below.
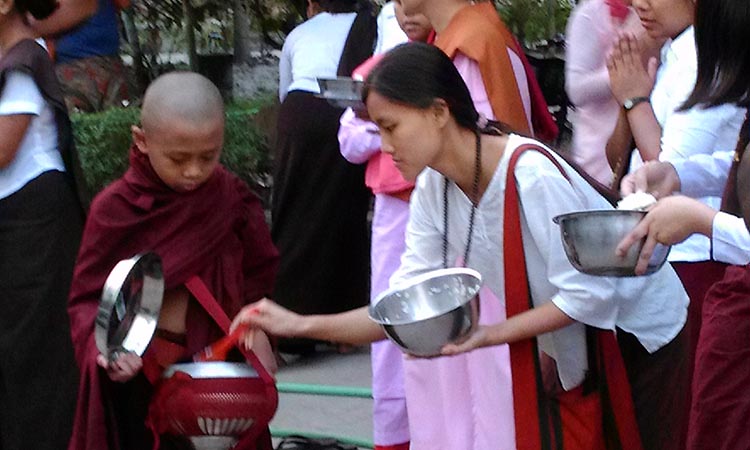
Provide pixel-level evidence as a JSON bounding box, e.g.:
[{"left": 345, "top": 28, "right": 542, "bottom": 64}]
[
  {"left": 681, "top": 0, "right": 750, "bottom": 109},
  {"left": 362, "top": 42, "right": 509, "bottom": 135},
  {"left": 14, "top": 0, "right": 58, "bottom": 20}
]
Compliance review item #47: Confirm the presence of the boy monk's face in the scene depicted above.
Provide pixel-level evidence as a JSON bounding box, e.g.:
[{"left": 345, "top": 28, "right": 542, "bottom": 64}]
[{"left": 133, "top": 116, "right": 224, "bottom": 193}]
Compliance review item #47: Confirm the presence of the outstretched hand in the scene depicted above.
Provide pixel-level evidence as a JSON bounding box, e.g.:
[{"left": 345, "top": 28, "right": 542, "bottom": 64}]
[
  {"left": 231, "top": 298, "right": 306, "bottom": 339},
  {"left": 616, "top": 196, "right": 717, "bottom": 274},
  {"left": 97, "top": 351, "right": 142, "bottom": 383}
]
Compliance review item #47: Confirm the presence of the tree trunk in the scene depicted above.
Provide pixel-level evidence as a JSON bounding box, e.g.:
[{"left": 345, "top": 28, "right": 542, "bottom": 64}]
[
  {"left": 233, "top": 0, "right": 255, "bottom": 65},
  {"left": 182, "top": 0, "right": 198, "bottom": 71},
  {"left": 120, "top": 7, "right": 148, "bottom": 96}
]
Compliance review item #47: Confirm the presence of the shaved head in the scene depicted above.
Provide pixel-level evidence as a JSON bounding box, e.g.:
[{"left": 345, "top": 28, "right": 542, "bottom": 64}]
[{"left": 140, "top": 72, "right": 224, "bottom": 133}]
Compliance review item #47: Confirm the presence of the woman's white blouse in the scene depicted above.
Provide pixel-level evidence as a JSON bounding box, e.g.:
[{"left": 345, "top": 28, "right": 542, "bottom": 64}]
[
  {"left": 392, "top": 134, "right": 688, "bottom": 389},
  {"left": 0, "top": 69, "right": 63, "bottom": 200},
  {"left": 278, "top": 12, "right": 357, "bottom": 101}
]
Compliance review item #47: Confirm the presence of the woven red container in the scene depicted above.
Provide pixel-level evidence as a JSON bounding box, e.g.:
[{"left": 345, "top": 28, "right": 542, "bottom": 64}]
[{"left": 148, "top": 362, "right": 278, "bottom": 443}]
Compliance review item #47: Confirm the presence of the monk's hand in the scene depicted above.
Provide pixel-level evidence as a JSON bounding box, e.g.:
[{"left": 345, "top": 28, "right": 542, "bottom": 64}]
[
  {"left": 439, "top": 325, "right": 490, "bottom": 356},
  {"left": 616, "top": 196, "right": 717, "bottom": 274},
  {"left": 231, "top": 298, "right": 306, "bottom": 338},
  {"left": 620, "top": 161, "right": 680, "bottom": 198},
  {"left": 97, "top": 351, "right": 143, "bottom": 383},
  {"left": 607, "top": 32, "right": 657, "bottom": 106}
]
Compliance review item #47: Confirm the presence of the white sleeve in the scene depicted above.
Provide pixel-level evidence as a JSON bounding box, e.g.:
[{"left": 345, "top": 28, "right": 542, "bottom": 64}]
[
  {"left": 712, "top": 212, "right": 750, "bottom": 265},
  {"left": 516, "top": 153, "right": 619, "bottom": 329},
  {"left": 338, "top": 108, "right": 382, "bottom": 164},
  {"left": 659, "top": 103, "right": 743, "bottom": 161},
  {"left": 0, "top": 71, "right": 44, "bottom": 116},
  {"left": 671, "top": 150, "right": 733, "bottom": 197}
]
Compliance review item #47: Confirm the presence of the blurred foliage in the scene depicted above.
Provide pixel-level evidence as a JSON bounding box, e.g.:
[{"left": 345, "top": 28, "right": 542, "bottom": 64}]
[
  {"left": 497, "top": 0, "right": 573, "bottom": 45},
  {"left": 72, "top": 95, "right": 275, "bottom": 197}
]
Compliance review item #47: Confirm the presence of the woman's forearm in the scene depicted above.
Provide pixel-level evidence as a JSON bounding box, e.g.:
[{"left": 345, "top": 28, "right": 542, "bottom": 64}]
[
  {"left": 301, "top": 307, "right": 386, "bottom": 345},
  {"left": 484, "top": 301, "right": 575, "bottom": 346},
  {"left": 627, "top": 104, "right": 663, "bottom": 161}
]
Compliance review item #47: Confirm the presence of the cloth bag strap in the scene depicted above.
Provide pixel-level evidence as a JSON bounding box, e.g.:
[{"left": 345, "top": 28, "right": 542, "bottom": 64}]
[
  {"left": 184, "top": 276, "right": 278, "bottom": 450},
  {"left": 504, "top": 143, "right": 642, "bottom": 450}
]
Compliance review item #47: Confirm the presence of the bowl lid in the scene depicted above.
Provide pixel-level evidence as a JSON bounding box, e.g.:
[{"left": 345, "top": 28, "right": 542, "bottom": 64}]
[{"left": 95, "top": 252, "right": 164, "bottom": 360}]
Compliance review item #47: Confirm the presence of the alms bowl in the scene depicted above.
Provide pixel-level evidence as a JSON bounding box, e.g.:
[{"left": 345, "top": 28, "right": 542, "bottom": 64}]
[
  {"left": 552, "top": 210, "right": 670, "bottom": 277},
  {"left": 368, "top": 268, "right": 482, "bottom": 357}
]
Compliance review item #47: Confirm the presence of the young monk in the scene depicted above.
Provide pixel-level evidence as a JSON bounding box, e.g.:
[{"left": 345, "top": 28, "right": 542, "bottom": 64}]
[
  {"left": 236, "top": 43, "right": 690, "bottom": 450},
  {"left": 67, "top": 72, "right": 279, "bottom": 450}
]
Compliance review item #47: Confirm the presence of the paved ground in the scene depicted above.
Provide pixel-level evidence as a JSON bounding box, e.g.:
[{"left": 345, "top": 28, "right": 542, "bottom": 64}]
[{"left": 269, "top": 346, "right": 374, "bottom": 449}]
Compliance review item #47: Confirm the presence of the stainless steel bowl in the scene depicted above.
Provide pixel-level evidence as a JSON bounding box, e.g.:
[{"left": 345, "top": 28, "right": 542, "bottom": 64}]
[
  {"left": 368, "top": 268, "right": 482, "bottom": 357},
  {"left": 95, "top": 252, "right": 164, "bottom": 360},
  {"left": 552, "top": 210, "right": 670, "bottom": 277},
  {"left": 316, "top": 77, "right": 364, "bottom": 109}
]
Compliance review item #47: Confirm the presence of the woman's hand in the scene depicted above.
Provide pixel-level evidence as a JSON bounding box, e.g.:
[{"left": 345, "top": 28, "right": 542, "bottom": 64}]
[
  {"left": 440, "top": 326, "right": 490, "bottom": 356},
  {"left": 607, "top": 33, "right": 658, "bottom": 105},
  {"left": 231, "top": 298, "right": 307, "bottom": 338},
  {"left": 620, "top": 161, "right": 680, "bottom": 198},
  {"left": 97, "top": 351, "right": 143, "bottom": 383},
  {"left": 616, "top": 196, "right": 717, "bottom": 274}
]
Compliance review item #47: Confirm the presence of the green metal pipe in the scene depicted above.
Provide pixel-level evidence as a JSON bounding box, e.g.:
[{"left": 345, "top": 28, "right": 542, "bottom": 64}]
[{"left": 276, "top": 382, "right": 373, "bottom": 398}]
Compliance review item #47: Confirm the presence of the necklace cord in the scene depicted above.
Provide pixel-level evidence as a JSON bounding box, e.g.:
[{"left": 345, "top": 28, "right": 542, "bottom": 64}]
[{"left": 442, "top": 130, "right": 482, "bottom": 268}]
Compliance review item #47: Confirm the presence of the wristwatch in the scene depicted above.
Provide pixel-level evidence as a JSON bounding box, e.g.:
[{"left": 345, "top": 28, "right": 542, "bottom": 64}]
[{"left": 623, "top": 96, "right": 650, "bottom": 111}]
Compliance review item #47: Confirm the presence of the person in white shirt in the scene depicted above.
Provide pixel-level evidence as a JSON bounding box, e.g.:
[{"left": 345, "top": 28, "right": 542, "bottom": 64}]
[
  {"left": 616, "top": 0, "right": 750, "bottom": 447},
  {"left": 0, "top": 1, "right": 86, "bottom": 448},
  {"left": 236, "top": 43, "right": 690, "bottom": 450},
  {"left": 271, "top": 0, "right": 377, "bottom": 351},
  {"left": 605, "top": 0, "right": 745, "bottom": 426}
]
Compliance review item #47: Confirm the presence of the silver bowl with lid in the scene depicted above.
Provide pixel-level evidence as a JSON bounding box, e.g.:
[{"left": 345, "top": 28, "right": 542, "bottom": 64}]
[
  {"left": 95, "top": 252, "right": 164, "bottom": 360},
  {"left": 369, "top": 268, "right": 482, "bottom": 357}
]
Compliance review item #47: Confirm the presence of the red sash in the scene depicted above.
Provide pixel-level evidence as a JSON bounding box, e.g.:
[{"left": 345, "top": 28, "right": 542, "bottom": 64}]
[{"left": 504, "top": 144, "right": 643, "bottom": 450}]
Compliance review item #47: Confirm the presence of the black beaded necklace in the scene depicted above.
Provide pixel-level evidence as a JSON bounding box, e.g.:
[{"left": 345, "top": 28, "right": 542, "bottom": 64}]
[{"left": 442, "top": 130, "right": 482, "bottom": 268}]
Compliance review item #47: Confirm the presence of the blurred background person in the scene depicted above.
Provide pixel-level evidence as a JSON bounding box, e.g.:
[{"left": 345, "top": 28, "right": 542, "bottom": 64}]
[{"left": 272, "top": 0, "right": 376, "bottom": 354}]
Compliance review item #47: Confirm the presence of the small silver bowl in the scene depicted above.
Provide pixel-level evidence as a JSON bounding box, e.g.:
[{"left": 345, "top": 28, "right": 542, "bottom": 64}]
[
  {"left": 368, "top": 268, "right": 482, "bottom": 357},
  {"left": 316, "top": 77, "right": 364, "bottom": 109},
  {"left": 552, "top": 210, "right": 670, "bottom": 277}
]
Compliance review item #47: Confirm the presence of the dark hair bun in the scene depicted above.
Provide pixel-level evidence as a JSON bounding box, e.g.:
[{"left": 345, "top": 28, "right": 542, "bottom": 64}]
[{"left": 17, "top": 0, "right": 59, "bottom": 20}]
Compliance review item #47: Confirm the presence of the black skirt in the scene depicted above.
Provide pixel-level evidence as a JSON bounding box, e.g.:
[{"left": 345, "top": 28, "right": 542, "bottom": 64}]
[
  {"left": 0, "top": 170, "right": 82, "bottom": 449},
  {"left": 271, "top": 91, "right": 371, "bottom": 318}
]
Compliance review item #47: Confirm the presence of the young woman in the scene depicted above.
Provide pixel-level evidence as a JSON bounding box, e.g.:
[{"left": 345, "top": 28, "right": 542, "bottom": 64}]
[
  {"left": 564, "top": 0, "right": 660, "bottom": 185},
  {"left": 336, "top": 6, "right": 432, "bottom": 449},
  {"left": 0, "top": 0, "right": 88, "bottom": 448},
  {"left": 237, "top": 43, "right": 689, "bottom": 450},
  {"left": 616, "top": 0, "right": 750, "bottom": 447}
]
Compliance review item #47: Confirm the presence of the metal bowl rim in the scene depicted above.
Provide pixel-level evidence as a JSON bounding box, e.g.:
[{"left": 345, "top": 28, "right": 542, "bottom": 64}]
[
  {"left": 552, "top": 209, "right": 647, "bottom": 225},
  {"left": 94, "top": 252, "right": 164, "bottom": 358},
  {"left": 162, "top": 361, "right": 259, "bottom": 379},
  {"left": 368, "top": 267, "right": 482, "bottom": 325}
]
